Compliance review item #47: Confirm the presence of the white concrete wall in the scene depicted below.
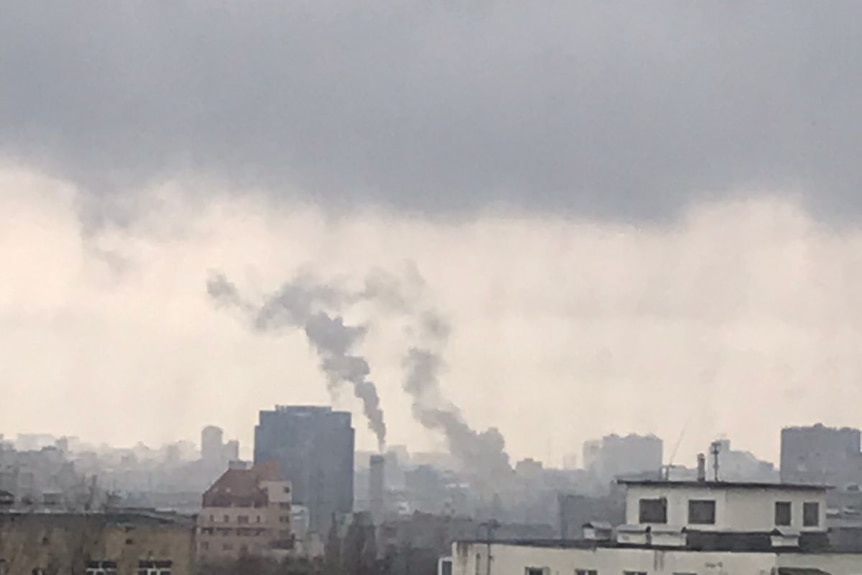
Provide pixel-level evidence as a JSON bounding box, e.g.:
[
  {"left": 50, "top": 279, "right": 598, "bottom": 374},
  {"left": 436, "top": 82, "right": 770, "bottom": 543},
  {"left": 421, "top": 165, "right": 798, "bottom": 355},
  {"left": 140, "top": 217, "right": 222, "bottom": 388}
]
[
  {"left": 452, "top": 542, "right": 862, "bottom": 575},
  {"left": 452, "top": 543, "right": 776, "bottom": 575},
  {"left": 625, "top": 485, "right": 826, "bottom": 532},
  {"left": 777, "top": 553, "right": 862, "bottom": 574}
]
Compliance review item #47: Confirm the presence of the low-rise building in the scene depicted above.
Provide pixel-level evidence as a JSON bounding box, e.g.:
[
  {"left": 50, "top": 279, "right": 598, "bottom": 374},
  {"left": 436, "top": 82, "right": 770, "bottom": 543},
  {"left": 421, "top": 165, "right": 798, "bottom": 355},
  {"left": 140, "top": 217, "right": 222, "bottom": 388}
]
[
  {"left": 451, "top": 475, "right": 862, "bottom": 575},
  {"left": 621, "top": 478, "right": 826, "bottom": 533},
  {"left": 0, "top": 510, "right": 195, "bottom": 575},
  {"left": 196, "top": 461, "right": 293, "bottom": 562}
]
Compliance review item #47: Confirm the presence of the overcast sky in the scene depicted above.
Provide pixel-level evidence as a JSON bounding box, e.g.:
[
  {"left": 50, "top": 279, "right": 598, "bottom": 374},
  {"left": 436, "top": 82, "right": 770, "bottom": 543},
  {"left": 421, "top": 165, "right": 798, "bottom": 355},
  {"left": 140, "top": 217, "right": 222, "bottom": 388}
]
[{"left": 3, "top": 1, "right": 862, "bottom": 465}]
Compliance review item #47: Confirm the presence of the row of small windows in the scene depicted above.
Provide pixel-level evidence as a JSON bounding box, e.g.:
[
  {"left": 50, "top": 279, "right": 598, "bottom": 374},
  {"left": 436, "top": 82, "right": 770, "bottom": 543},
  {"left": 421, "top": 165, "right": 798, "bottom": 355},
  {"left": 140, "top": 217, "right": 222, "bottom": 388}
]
[
  {"left": 638, "top": 498, "right": 820, "bottom": 527},
  {"left": 527, "top": 570, "right": 697, "bottom": 575},
  {"left": 200, "top": 527, "right": 270, "bottom": 536},
  {"left": 208, "top": 514, "right": 263, "bottom": 523},
  {"left": 206, "top": 504, "right": 291, "bottom": 523},
  {"left": 638, "top": 498, "right": 716, "bottom": 525},
  {"left": 775, "top": 501, "right": 820, "bottom": 527},
  {"left": 528, "top": 570, "right": 693, "bottom": 575},
  {"left": 83, "top": 560, "right": 171, "bottom": 575}
]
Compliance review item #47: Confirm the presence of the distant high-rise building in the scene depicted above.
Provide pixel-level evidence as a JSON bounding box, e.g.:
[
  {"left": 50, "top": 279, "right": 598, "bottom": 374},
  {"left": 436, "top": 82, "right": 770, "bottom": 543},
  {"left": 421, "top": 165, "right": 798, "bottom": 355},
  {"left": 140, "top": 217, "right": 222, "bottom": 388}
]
[
  {"left": 583, "top": 434, "right": 663, "bottom": 484},
  {"left": 201, "top": 426, "right": 224, "bottom": 464},
  {"left": 706, "top": 438, "right": 778, "bottom": 483},
  {"left": 582, "top": 440, "right": 602, "bottom": 472},
  {"left": 254, "top": 406, "right": 355, "bottom": 534},
  {"left": 200, "top": 426, "right": 241, "bottom": 470},
  {"left": 223, "top": 440, "right": 240, "bottom": 462},
  {"left": 368, "top": 455, "right": 385, "bottom": 525},
  {"left": 780, "top": 424, "right": 862, "bottom": 487}
]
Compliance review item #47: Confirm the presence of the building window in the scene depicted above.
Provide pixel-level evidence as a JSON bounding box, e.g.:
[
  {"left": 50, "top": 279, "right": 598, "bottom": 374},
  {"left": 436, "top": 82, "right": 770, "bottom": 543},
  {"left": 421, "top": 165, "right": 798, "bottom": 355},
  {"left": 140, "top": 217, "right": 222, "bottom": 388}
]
[
  {"left": 137, "top": 560, "right": 172, "bottom": 575},
  {"left": 201, "top": 542, "right": 210, "bottom": 551},
  {"left": 284, "top": 486, "right": 290, "bottom": 494},
  {"left": 803, "top": 502, "right": 820, "bottom": 527},
  {"left": 575, "top": 570, "right": 598, "bottom": 575},
  {"left": 86, "top": 560, "right": 118, "bottom": 575},
  {"left": 238, "top": 515, "right": 249, "bottom": 524},
  {"left": 223, "top": 515, "right": 230, "bottom": 523},
  {"left": 688, "top": 499, "right": 716, "bottom": 525},
  {"left": 84, "top": 561, "right": 117, "bottom": 575},
  {"left": 638, "top": 498, "right": 667, "bottom": 524},
  {"left": 775, "top": 501, "right": 792, "bottom": 526},
  {"left": 280, "top": 515, "right": 290, "bottom": 523},
  {"left": 623, "top": 572, "right": 647, "bottom": 575},
  {"left": 525, "top": 569, "right": 548, "bottom": 575},
  {"left": 280, "top": 502, "right": 291, "bottom": 509}
]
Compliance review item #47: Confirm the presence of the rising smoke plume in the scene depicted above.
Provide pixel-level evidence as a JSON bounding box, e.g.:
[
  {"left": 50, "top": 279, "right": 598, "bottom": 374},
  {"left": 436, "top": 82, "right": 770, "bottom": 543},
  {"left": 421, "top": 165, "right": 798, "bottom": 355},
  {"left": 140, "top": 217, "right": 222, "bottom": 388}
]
[
  {"left": 362, "top": 267, "right": 516, "bottom": 490},
  {"left": 401, "top": 311, "right": 514, "bottom": 493},
  {"left": 206, "top": 266, "right": 514, "bottom": 481},
  {"left": 207, "top": 271, "right": 387, "bottom": 451}
]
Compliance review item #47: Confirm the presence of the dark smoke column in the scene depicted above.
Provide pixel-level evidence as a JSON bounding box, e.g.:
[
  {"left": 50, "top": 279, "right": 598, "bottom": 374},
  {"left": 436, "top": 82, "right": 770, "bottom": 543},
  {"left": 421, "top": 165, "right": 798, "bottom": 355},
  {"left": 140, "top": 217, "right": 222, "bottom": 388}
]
[
  {"left": 401, "top": 313, "right": 514, "bottom": 499},
  {"left": 207, "top": 272, "right": 387, "bottom": 451},
  {"left": 369, "top": 454, "right": 385, "bottom": 525}
]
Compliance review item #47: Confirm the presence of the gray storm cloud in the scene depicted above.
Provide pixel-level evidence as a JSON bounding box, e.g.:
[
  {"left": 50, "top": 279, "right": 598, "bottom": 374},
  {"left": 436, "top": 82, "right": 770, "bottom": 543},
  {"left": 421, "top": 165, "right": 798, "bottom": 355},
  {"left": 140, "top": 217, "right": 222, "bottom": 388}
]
[
  {"left": 2, "top": 2, "right": 862, "bottom": 222},
  {"left": 207, "top": 272, "right": 387, "bottom": 451}
]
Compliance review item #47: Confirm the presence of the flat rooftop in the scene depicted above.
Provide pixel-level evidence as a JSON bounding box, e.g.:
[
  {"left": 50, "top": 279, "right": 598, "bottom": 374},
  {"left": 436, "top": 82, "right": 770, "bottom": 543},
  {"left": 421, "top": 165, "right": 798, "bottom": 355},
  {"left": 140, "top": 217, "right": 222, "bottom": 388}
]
[
  {"left": 455, "top": 530, "right": 857, "bottom": 554},
  {"left": 0, "top": 509, "right": 195, "bottom": 527},
  {"left": 616, "top": 479, "right": 830, "bottom": 491}
]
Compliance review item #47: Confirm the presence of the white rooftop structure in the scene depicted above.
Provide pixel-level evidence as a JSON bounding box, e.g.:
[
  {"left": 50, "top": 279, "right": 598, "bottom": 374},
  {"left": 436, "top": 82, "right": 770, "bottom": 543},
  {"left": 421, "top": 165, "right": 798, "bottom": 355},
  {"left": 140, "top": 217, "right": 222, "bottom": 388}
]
[
  {"left": 619, "top": 478, "right": 828, "bottom": 533},
  {"left": 450, "top": 476, "right": 862, "bottom": 575}
]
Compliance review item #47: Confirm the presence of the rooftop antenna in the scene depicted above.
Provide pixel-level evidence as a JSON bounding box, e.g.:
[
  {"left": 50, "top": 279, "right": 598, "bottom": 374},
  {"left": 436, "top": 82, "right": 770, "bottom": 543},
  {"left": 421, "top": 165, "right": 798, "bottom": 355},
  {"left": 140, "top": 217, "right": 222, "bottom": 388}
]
[
  {"left": 710, "top": 440, "right": 721, "bottom": 481},
  {"left": 663, "top": 418, "right": 691, "bottom": 480}
]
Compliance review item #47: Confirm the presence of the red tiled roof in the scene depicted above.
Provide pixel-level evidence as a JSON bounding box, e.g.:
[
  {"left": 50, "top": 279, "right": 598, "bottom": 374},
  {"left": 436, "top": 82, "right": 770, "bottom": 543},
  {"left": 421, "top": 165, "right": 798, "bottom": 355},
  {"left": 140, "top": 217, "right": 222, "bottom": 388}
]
[
  {"left": 201, "top": 461, "right": 286, "bottom": 508},
  {"left": 252, "top": 460, "right": 284, "bottom": 482}
]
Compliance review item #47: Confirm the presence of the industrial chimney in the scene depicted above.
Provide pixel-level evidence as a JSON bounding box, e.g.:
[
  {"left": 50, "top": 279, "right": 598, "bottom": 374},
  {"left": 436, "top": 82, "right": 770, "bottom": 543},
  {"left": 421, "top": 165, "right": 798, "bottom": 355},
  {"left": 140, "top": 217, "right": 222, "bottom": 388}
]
[
  {"left": 696, "top": 453, "right": 706, "bottom": 482},
  {"left": 369, "top": 454, "right": 385, "bottom": 525}
]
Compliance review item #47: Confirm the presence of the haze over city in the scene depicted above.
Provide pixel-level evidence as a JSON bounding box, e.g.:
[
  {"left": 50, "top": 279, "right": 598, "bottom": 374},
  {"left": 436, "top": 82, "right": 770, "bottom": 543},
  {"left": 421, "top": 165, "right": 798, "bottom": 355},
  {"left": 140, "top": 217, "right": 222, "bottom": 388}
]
[{"left": 4, "top": 1, "right": 862, "bottom": 467}]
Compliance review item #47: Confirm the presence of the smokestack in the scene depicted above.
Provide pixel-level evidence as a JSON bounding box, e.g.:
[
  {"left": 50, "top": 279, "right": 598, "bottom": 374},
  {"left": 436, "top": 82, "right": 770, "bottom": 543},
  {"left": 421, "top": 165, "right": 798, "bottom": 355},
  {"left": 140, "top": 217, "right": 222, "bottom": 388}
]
[
  {"left": 697, "top": 453, "right": 706, "bottom": 482},
  {"left": 369, "top": 454, "right": 385, "bottom": 525}
]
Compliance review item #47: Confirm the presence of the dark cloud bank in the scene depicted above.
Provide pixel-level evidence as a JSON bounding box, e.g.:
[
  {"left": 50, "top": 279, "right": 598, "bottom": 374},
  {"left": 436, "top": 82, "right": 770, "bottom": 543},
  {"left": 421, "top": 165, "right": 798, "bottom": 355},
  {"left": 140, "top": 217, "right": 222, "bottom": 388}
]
[{"left": 2, "top": 1, "right": 861, "bottom": 221}]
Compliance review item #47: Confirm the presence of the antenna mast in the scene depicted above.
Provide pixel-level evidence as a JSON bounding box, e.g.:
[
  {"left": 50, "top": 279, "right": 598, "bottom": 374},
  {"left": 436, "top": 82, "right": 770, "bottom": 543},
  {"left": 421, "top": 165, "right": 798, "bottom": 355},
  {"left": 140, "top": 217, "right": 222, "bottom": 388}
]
[
  {"left": 710, "top": 441, "right": 721, "bottom": 481},
  {"left": 664, "top": 420, "right": 690, "bottom": 481}
]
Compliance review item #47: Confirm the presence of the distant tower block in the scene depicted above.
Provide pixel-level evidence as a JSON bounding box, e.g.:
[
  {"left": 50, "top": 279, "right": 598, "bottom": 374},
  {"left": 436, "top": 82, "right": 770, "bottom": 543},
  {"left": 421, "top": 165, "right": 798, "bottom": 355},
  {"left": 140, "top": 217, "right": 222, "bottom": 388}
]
[
  {"left": 369, "top": 454, "right": 385, "bottom": 525},
  {"left": 201, "top": 426, "right": 224, "bottom": 463}
]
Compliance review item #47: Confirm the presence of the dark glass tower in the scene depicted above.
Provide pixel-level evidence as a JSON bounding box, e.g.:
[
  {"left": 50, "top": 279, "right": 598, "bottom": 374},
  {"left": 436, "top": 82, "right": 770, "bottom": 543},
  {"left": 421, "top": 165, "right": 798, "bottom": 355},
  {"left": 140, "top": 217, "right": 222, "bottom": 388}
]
[{"left": 254, "top": 405, "right": 355, "bottom": 534}]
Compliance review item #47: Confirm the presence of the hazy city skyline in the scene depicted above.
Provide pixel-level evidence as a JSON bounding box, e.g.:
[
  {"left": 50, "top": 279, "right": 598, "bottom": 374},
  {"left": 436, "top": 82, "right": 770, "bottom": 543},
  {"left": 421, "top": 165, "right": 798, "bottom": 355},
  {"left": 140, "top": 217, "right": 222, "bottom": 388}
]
[{"left": 4, "top": 2, "right": 862, "bottom": 466}]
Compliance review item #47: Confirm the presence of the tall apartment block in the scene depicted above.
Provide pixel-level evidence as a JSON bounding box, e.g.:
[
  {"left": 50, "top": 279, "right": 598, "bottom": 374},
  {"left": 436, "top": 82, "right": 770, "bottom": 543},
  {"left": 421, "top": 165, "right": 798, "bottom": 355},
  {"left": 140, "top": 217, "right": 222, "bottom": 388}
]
[
  {"left": 254, "top": 406, "right": 355, "bottom": 534},
  {"left": 780, "top": 423, "right": 862, "bottom": 487}
]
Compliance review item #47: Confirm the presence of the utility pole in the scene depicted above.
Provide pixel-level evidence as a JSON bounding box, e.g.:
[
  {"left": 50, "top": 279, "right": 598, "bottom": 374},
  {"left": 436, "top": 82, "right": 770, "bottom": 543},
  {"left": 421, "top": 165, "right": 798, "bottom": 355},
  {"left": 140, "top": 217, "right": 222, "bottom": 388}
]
[
  {"left": 479, "top": 519, "right": 499, "bottom": 575},
  {"left": 710, "top": 441, "right": 721, "bottom": 482}
]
